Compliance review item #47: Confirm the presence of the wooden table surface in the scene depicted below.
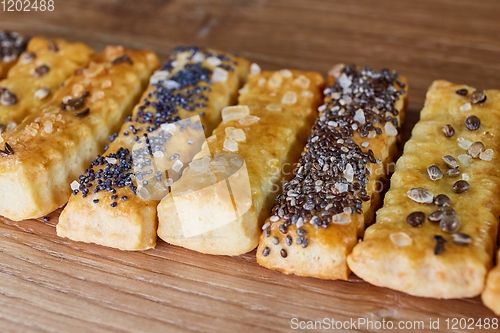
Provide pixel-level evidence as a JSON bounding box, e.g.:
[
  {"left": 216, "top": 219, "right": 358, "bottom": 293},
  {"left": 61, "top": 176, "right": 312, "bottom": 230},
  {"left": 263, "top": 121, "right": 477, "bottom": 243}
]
[{"left": 1, "top": 0, "right": 500, "bottom": 332}]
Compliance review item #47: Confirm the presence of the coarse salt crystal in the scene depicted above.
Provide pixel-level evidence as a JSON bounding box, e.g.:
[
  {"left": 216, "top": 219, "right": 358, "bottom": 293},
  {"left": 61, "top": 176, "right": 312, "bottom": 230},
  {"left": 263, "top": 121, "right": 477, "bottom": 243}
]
[
  {"left": 106, "top": 157, "right": 117, "bottom": 164},
  {"left": 457, "top": 138, "right": 472, "bottom": 150},
  {"left": 153, "top": 151, "right": 164, "bottom": 158},
  {"left": 362, "top": 142, "right": 369, "bottom": 148},
  {"left": 332, "top": 212, "right": 351, "bottom": 225},
  {"left": 192, "top": 52, "right": 204, "bottom": 63},
  {"left": 223, "top": 138, "right": 238, "bottom": 152},
  {"left": 161, "top": 123, "right": 176, "bottom": 132},
  {"left": 282, "top": 91, "right": 297, "bottom": 105},
  {"left": 239, "top": 115, "right": 260, "bottom": 126},
  {"left": 34, "top": 87, "right": 50, "bottom": 100},
  {"left": 212, "top": 67, "right": 228, "bottom": 82},
  {"left": 227, "top": 128, "right": 246, "bottom": 142},
  {"left": 458, "top": 154, "right": 472, "bottom": 167},
  {"left": 279, "top": 69, "right": 293, "bottom": 78},
  {"left": 390, "top": 232, "right": 413, "bottom": 247},
  {"left": 70, "top": 180, "right": 79, "bottom": 191},
  {"left": 354, "top": 109, "right": 365, "bottom": 124},
  {"left": 368, "top": 130, "right": 376, "bottom": 138},
  {"left": 162, "top": 80, "right": 181, "bottom": 90},
  {"left": 385, "top": 122, "right": 398, "bottom": 136},
  {"left": 330, "top": 92, "right": 341, "bottom": 100},
  {"left": 206, "top": 56, "right": 222, "bottom": 67},
  {"left": 190, "top": 156, "right": 211, "bottom": 172},
  {"left": 44, "top": 121, "right": 53, "bottom": 133},
  {"left": 302, "top": 91, "right": 313, "bottom": 98},
  {"left": 479, "top": 149, "right": 494, "bottom": 161},
  {"left": 149, "top": 70, "right": 169, "bottom": 85},
  {"left": 138, "top": 187, "right": 150, "bottom": 200},
  {"left": 460, "top": 103, "right": 472, "bottom": 112},
  {"left": 344, "top": 163, "right": 354, "bottom": 182},
  {"left": 250, "top": 63, "right": 261, "bottom": 75},
  {"left": 267, "top": 72, "right": 283, "bottom": 89},
  {"left": 462, "top": 173, "right": 470, "bottom": 180},
  {"left": 335, "top": 182, "right": 348, "bottom": 193},
  {"left": 164, "top": 178, "right": 174, "bottom": 187},
  {"left": 230, "top": 157, "right": 243, "bottom": 168},
  {"left": 293, "top": 75, "right": 310, "bottom": 89},
  {"left": 266, "top": 103, "right": 282, "bottom": 112},
  {"left": 222, "top": 105, "right": 250, "bottom": 122},
  {"left": 352, "top": 124, "right": 358, "bottom": 130},
  {"left": 338, "top": 73, "right": 352, "bottom": 89},
  {"left": 172, "top": 160, "right": 184, "bottom": 172}
]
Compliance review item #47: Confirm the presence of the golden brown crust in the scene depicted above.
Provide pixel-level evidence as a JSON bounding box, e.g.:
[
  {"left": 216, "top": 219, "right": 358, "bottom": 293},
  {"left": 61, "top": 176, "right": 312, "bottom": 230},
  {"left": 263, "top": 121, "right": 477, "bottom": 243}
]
[
  {"left": 0, "top": 37, "right": 95, "bottom": 127},
  {"left": 157, "top": 69, "right": 325, "bottom": 255},
  {"left": 57, "top": 49, "right": 249, "bottom": 250},
  {"left": 256, "top": 67, "right": 407, "bottom": 279},
  {"left": 0, "top": 46, "right": 158, "bottom": 221},
  {"left": 483, "top": 258, "right": 500, "bottom": 315},
  {"left": 348, "top": 80, "right": 500, "bottom": 298}
]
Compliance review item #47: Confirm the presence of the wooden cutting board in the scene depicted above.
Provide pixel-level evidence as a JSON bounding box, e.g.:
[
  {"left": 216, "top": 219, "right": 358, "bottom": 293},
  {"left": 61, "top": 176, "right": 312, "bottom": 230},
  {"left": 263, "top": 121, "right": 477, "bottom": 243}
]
[{"left": 1, "top": 0, "right": 500, "bottom": 332}]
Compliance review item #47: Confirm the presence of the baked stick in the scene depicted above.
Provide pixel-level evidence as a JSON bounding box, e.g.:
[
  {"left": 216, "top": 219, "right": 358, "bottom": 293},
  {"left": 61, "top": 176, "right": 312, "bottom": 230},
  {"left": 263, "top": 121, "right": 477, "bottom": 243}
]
[
  {"left": 483, "top": 247, "right": 500, "bottom": 315},
  {"left": 157, "top": 68, "right": 325, "bottom": 255},
  {"left": 0, "top": 30, "right": 30, "bottom": 79},
  {"left": 57, "top": 47, "right": 250, "bottom": 250},
  {"left": 348, "top": 80, "right": 500, "bottom": 298},
  {"left": 0, "top": 46, "right": 158, "bottom": 221},
  {"left": 0, "top": 36, "right": 95, "bottom": 130},
  {"left": 256, "top": 65, "right": 407, "bottom": 279}
]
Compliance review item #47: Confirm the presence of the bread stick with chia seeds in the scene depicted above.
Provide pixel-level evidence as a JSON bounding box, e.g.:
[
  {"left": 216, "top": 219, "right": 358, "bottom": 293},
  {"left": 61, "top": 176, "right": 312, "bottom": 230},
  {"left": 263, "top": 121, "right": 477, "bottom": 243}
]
[
  {"left": 348, "top": 80, "right": 500, "bottom": 298},
  {"left": 0, "top": 31, "right": 30, "bottom": 79},
  {"left": 0, "top": 36, "right": 94, "bottom": 130},
  {"left": 156, "top": 68, "right": 324, "bottom": 255},
  {"left": 0, "top": 46, "right": 158, "bottom": 221},
  {"left": 57, "top": 47, "right": 249, "bottom": 250},
  {"left": 256, "top": 65, "right": 407, "bottom": 280}
]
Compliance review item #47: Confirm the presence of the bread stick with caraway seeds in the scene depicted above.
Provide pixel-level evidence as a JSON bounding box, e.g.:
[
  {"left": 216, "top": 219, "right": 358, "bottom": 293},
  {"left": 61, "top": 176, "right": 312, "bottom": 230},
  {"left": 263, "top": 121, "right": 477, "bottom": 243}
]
[
  {"left": 0, "top": 36, "right": 94, "bottom": 130},
  {"left": 257, "top": 65, "right": 407, "bottom": 280},
  {"left": 0, "top": 46, "right": 158, "bottom": 221},
  {"left": 349, "top": 80, "right": 500, "bottom": 298}
]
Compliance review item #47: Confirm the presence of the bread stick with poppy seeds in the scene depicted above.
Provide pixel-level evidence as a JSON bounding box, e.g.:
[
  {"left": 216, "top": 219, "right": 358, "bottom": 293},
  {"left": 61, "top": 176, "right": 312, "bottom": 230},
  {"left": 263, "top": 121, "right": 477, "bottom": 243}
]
[
  {"left": 0, "top": 46, "right": 158, "bottom": 221},
  {"left": 0, "top": 31, "right": 30, "bottom": 79},
  {"left": 349, "top": 80, "right": 500, "bottom": 298},
  {"left": 57, "top": 47, "right": 249, "bottom": 250},
  {"left": 257, "top": 65, "right": 407, "bottom": 280},
  {"left": 157, "top": 68, "right": 324, "bottom": 255},
  {"left": 0, "top": 37, "right": 94, "bottom": 129}
]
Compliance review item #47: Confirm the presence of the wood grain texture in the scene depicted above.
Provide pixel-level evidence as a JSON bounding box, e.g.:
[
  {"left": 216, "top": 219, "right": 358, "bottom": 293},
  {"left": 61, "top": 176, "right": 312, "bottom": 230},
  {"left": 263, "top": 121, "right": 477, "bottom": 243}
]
[{"left": 1, "top": 0, "right": 500, "bottom": 331}]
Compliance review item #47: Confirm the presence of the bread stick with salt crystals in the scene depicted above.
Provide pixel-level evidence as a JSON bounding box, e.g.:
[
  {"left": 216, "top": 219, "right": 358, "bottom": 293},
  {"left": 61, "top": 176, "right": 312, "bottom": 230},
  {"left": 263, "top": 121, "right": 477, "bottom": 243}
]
[
  {"left": 0, "top": 36, "right": 94, "bottom": 129},
  {"left": 58, "top": 47, "right": 249, "bottom": 250},
  {"left": 349, "top": 81, "right": 500, "bottom": 298},
  {"left": 257, "top": 65, "right": 407, "bottom": 280},
  {"left": 0, "top": 46, "right": 158, "bottom": 221},
  {"left": 156, "top": 68, "right": 324, "bottom": 255},
  {"left": 0, "top": 31, "right": 30, "bottom": 79}
]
